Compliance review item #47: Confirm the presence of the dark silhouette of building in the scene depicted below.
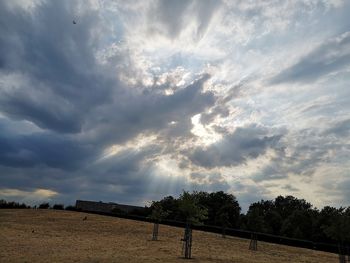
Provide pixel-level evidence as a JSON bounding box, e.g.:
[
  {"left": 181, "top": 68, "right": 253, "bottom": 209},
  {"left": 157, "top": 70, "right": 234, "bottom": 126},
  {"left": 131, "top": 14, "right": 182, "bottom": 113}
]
[{"left": 75, "top": 200, "right": 144, "bottom": 214}]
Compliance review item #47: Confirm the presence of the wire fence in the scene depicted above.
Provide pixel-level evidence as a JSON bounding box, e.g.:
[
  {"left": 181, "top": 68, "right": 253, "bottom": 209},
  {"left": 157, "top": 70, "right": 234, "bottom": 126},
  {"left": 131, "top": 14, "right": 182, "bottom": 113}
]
[{"left": 75, "top": 209, "right": 348, "bottom": 256}]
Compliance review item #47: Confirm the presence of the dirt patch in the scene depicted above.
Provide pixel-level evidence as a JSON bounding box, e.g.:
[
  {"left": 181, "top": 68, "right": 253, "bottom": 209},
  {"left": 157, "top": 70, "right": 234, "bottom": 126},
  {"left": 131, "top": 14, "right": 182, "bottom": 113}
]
[{"left": 0, "top": 209, "right": 338, "bottom": 262}]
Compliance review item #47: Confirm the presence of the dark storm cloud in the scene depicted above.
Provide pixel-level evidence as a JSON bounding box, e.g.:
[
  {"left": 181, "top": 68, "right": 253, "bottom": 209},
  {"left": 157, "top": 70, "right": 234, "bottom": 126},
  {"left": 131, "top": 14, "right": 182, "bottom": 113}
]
[
  {"left": 270, "top": 31, "right": 350, "bottom": 84},
  {"left": 0, "top": 145, "right": 160, "bottom": 205},
  {"left": 0, "top": 1, "right": 219, "bottom": 205},
  {"left": 0, "top": 71, "right": 214, "bottom": 172},
  {"left": 85, "top": 74, "right": 215, "bottom": 145},
  {"left": 0, "top": 0, "right": 113, "bottom": 133},
  {"left": 189, "top": 125, "right": 283, "bottom": 168},
  {"left": 0, "top": 127, "right": 95, "bottom": 170},
  {"left": 0, "top": 0, "right": 216, "bottom": 153},
  {"left": 0, "top": 88, "right": 82, "bottom": 133}
]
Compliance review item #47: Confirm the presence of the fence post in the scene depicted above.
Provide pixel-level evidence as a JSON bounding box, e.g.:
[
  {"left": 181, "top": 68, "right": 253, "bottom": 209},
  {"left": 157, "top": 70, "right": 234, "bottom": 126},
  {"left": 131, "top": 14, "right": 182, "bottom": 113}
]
[
  {"left": 182, "top": 222, "right": 192, "bottom": 259},
  {"left": 222, "top": 226, "right": 226, "bottom": 238},
  {"left": 338, "top": 243, "right": 346, "bottom": 263},
  {"left": 249, "top": 233, "right": 258, "bottom": 251},
  {"left": 152, "top": 222, "right": 159, "bottom": 241}
]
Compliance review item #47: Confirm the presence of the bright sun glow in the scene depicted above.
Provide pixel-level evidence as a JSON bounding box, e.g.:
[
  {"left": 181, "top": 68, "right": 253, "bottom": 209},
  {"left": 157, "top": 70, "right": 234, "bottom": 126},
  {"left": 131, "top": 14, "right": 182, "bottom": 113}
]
[{"left": 190, "top": 114, "right": 221, "bottom": 145}]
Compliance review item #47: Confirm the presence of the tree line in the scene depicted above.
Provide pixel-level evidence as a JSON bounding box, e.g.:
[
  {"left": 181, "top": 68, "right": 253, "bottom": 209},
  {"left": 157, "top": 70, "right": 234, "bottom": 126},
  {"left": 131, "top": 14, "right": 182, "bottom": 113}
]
[
  {"left": 0, "top": 200, "right": 75, "bottom": 210},
  {"left": 1, "top": 191, "right": 349, "bottom": 246},
  {"left": 148, "top": 191, "right": 350, "bottom": 246}
]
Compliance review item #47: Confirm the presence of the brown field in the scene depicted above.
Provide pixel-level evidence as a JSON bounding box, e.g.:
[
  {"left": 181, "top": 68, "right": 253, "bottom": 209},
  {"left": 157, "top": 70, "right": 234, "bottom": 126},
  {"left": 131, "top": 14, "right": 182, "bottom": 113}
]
[{"left": 0, "top": 209, "right": 338, "bottom": 263}]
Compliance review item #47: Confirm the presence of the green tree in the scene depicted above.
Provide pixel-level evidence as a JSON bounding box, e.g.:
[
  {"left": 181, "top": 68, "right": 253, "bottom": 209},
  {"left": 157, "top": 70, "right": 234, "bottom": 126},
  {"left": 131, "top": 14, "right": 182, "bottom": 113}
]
[
  {"left": 280, "top": 210, "right": 314, "bottom": 239},
  {"left": 217, "top": 210, "right": 230, "bottom": 238},
  {"left": 324, "top": 210, "right": 350, "bottom": 263},
  {"left": 178, "top": 191, "right": 208, "bottom": 225},
  {"left": 274, "top": 195, "right": 312, "bottom": 220},
  {"left": 149, "top": 202, "right": 169, "bottom": 241},
  {"left": 178, "top": 191, "right": 208, "bottom": 259},
  {"left": 246, "top": 206, "right": 265, "bottom": 232},
  {"left": 315, "top": 206, "right": 343, "bottom": 242},
  {"left": 156, "top": 196, "right": 179, "bottom": 220},
  {"left": 324, "top": 210, "right": 350, "bottom": 244}
]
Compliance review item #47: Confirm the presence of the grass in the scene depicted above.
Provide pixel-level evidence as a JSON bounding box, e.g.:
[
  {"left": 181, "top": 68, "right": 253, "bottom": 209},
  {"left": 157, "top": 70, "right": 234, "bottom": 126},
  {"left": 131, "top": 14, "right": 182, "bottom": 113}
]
[{"left": 0, "top": 209, "right": 338, "bottom": 262}]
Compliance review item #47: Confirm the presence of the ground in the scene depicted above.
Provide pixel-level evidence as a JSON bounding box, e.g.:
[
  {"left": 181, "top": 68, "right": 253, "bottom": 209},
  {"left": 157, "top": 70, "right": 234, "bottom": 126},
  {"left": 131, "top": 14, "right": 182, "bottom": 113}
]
[{"left": 0, "top": 209, "right": 338, "bottom": 262}]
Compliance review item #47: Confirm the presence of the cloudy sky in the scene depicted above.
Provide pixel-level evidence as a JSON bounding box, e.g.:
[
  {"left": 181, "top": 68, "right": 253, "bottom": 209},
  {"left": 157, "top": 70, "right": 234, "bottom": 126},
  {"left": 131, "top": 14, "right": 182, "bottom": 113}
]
[{"left": 1, "top": 0, "right": 350, "bottom": 211}]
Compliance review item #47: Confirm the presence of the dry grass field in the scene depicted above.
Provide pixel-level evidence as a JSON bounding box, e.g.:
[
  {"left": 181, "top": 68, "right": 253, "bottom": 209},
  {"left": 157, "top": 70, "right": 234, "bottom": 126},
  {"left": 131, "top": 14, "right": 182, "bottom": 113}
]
[{"left": 0, "top": 209, "right": 338, "bottom": 263}]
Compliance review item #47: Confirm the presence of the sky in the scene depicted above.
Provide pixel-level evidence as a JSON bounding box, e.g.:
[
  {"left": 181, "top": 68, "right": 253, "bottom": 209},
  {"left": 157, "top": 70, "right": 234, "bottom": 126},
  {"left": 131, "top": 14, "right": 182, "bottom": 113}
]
[{"left": 0, "top": 0, "right": 350, "bottom": 211}]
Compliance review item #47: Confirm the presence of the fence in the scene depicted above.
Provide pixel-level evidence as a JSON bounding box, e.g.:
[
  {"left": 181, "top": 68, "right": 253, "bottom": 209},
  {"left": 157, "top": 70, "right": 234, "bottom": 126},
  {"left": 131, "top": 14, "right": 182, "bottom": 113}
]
[{"left": 75, "top": 208, "right": 347, "bottom": 256}]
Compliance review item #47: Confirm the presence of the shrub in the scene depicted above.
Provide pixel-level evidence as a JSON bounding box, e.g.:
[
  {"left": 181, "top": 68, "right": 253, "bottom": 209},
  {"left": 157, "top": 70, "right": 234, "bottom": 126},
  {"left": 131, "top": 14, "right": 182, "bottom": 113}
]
[
  {"left": 39, "top": 202, "right": 50, "bottom": 209},
  {"left": 53, "top": 204, "right": 64, "bottom": 210},
  {"left": 65, "top": 205, "right": 77, "bottom": 211},
  {"left": 0, "top": 199, "right": 30, "bottom": 209}
]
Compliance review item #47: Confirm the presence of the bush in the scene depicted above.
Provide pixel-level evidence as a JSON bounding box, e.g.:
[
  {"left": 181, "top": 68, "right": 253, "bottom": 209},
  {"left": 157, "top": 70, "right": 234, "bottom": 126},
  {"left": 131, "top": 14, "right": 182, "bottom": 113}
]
[
  {"left": 65, "top": 205, "right": 77, "bottom": 211},
  {"left": 112, "top": 207, "right": 125, "bottom": 215},
  {"left": 0, "top": 199, "right": 30, "bottom": 209},
  {"left": 53, "top": 204, "right": 64, "bottom": 210},
  {"left": 39, "top": 202, "right": 50, "bottom": 209},
  {"left": 129, "top": 207, "right": 150, "bottom": 217}
]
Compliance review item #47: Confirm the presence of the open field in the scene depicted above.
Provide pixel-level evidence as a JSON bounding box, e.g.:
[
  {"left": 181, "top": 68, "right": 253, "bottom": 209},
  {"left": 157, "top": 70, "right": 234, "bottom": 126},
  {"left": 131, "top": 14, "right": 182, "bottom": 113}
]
[{"left": 0, "top": 209, "right": 338, "bottom": 263}]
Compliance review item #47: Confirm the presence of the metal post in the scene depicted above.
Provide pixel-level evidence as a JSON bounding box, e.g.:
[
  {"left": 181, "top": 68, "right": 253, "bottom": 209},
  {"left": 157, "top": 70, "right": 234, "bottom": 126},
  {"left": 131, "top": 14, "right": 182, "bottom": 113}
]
[
  {"left": 152, "top": 222, "right": 159, "bottom": 241},
  {"left": 182, "top": 222, "right": 192, "bottom": 259},
  {"left": 338, "top": 243, "right": 346, "bottom": 263},
  {"left": 249, "top": 233, "right": 258, "bottom": 251}
]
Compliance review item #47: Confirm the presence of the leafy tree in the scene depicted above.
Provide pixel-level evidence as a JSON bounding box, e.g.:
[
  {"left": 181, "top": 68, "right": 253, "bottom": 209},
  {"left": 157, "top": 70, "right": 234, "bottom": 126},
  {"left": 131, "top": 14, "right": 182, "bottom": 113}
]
[
  {"left": 217, "top": 210, "right": 230, "bottom": 238},
  {"left": 324, "top": 210, "right": 350, "bottom": 244},
  {"left": 156, "top": 196, "right": 179, "bottom": 220},
  {"left": 192, "top": 191, "right": 241, "bottom": 227},
  {"left": 178, "top": 191, "right": 208, "bottom": 259},
  {"left": 274, "top": 195, "right": 312, "bottom": 220},
  {"left": 153, "top": 191, "right": 240, "bottom": 228},
  {"left": 178, "top": 191, "right": 207, "bottom": 225},
  {"left": 264, "top": 210, "right": 283, "bottom": 235},
  {"left": 324, "top": 209, "right": 350, "bottom": 262},
  {"left": 246, "top": 206, "right": 266, "bottom": 232},
  {"left": 246, "top": 200, "right": 279, "bottom": 232},
  {"left": 129, "top": 206, "right": 151, "bottom": 217},
  {"left": 150, "top": 192, "right": 350, "bottom": 247},
  {"left": 149, "top": 202, "right": 169, "bottom": 241},
  {"left": 280, "top": 210, "right": 314, "bottom": 239}
]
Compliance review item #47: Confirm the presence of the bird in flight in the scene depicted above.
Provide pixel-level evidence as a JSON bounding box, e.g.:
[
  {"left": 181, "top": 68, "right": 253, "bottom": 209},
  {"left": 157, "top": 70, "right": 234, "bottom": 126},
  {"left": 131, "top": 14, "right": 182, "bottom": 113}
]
[{"left": 73, "top": 20, "right": 77, "bottom": 24}]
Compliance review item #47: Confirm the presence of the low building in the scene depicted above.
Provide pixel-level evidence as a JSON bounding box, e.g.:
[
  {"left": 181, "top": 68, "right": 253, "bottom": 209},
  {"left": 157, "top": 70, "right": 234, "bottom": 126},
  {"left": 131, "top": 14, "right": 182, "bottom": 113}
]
[{"left": 75, "top": 200, "right": 145, "bottom": 214}]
